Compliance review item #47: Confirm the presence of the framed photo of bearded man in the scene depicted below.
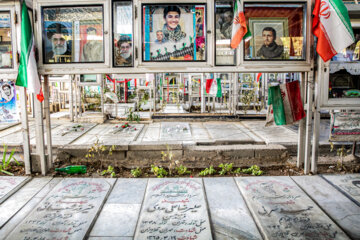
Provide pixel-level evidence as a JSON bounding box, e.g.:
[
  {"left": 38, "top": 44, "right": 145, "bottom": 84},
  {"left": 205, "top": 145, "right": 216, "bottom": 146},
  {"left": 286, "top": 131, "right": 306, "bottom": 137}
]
[
  {"left": 142, "top": 4, "right": 207, "bottom": 62},
  {"left": 249, "top": 18, "right": 289, "bottom": 60}
]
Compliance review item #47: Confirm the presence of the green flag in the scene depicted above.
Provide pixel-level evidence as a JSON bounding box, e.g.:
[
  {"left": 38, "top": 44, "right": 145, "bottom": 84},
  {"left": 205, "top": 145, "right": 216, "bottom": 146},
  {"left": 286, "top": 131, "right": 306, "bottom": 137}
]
[{"left": 16, "top": 1, "right": 43, "bottom": 101}]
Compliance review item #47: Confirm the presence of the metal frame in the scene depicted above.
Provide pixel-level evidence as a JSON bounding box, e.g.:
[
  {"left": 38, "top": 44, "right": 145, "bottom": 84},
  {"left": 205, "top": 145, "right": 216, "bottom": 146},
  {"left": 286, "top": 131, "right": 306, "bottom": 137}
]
[
  {"left": 0, "top": 2, "right": 20, "bottom": 79},
  {"left": 31, "top": 0, "right": 312, "bottom": 75}
]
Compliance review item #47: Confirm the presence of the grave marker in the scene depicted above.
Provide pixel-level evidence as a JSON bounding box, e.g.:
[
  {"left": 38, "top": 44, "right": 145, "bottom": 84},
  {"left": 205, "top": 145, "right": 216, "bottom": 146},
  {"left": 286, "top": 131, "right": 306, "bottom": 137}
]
[
  {"left": 0, "top": 176, "right": 30, "bottom": 204},
  {"left": 322, "top": 174, "right": 360, "bottom": 205}
]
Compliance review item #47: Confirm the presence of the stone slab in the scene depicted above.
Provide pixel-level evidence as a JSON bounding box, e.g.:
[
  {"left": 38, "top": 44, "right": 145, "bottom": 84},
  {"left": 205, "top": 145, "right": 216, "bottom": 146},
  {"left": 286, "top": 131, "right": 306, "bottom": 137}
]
[
  {"left": 242, "top": 121, "right": 298, "bottom": 145},
  {"left": 235, "top": 176, "right": 349, "bottom": 240},
  {"left": 0, "top": 123, "right": 20, "bottom": 132},
  {"left": 90, "top": 179, "right": 147, "bottom": 238},
  {"left": 0, "top": 177, "right": 52, "bottom": 228},
  {"left": 141, "top": 123, "right": 161, "bottom": 142},
  {"left": 322, "top": 174, "right": 360, "bottom": 206},
  {"left": 0, "top": 176, "right": 31, "bottom": 204},
  {"left": 73, "top": 124, "right": 144, "bottom": 145},
  {"left": 204, "top": 122, "right": 254, "bottom": 143},
  {"left": 292, "top": 175, "right": 360, "bottom": 239},
  {"left": 0, "top": 123, "right": 28, "bottom": 138},
  {"left": 6, "top": 178, "right": 115, "bottom": 240},
  {"left": 134, "top": 178, "right": 212, "bottom": 240},
  {"left": 190, "top": 123, "right": 212, "bottom": 141},
  {"left": 129, "top": 141, "right": 183, "bottom": 151},
  {"left": 204, "top": 178, "right": 262, "bottom": 240},
  {"left": 30, "top": 123, "right": 96, "bottom": 146},
  {"left": 0, "top": 178, "right": 62, "bottom": 237},
  {"left": 160, "top": 122, "right": 192, "bottom": 141}
]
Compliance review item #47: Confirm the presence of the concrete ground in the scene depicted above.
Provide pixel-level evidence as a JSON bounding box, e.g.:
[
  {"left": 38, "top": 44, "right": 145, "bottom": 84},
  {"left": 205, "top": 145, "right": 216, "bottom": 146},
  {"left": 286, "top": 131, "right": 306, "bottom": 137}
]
[{"left": 0, "top": 174, "right": 359, "bottom": 239}]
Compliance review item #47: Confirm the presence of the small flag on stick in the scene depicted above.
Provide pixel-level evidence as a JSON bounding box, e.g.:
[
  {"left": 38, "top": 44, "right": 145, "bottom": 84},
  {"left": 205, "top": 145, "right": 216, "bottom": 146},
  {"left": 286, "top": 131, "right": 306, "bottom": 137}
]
[
  {"left": 16, "top": 1, "right": 43, "bottom": 102},
  {"left": 230, "top": 0, "right": 248, "bottom": 49}
]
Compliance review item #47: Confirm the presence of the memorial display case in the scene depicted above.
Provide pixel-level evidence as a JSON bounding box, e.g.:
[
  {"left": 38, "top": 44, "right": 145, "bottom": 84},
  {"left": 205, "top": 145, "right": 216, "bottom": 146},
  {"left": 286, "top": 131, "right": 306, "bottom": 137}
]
[{"left": 0, "top": 11, "right": 12, "bottom": 69}]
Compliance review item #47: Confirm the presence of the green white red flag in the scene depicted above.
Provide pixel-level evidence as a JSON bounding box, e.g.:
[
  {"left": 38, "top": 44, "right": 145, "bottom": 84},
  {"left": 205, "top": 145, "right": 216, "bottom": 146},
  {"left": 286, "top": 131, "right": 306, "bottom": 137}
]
[
  {"left": 267, "top": 81, "right": 305, "bottom": 126},
  {"left": 312, "top": 0, "right": 355, "bottom": 62},
  {"left": 230, "top": 0, "right": 248, "bottom": 49},
  {"left": 16, "top": 1, "right": 43, "bottom": 102}
]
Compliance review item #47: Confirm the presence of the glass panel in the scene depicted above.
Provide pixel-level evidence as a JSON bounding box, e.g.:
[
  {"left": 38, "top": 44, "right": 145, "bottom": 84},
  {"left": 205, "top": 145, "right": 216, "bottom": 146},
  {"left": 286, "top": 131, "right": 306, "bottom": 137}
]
[
  {"left": 113, "top": 1, "right": 133, "bottom": 67},
  {"left": 215, "top": 1, "right": 236, "bottom": 65},
  {"left": 331, "top": 28, "right": 360, "bottom": 62},
  {"left": 142, "top": 4, "right": 206, "bottom": 62},
  {"left": 42, "top": 6, "right": 104, "bottom": 64},
  {"left": 329, "top": 70, "right": 360, "bottom": 99},
  {"left": 0, "top": 12, "right": 12, "bottom": 68},
  {"left": 244, "top": 3, "right": 305, "bottom": 61}
]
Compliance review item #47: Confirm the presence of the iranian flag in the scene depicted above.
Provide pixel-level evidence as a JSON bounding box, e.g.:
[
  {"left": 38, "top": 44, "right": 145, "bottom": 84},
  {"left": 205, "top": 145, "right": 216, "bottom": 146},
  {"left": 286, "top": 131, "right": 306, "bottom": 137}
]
[
  {"left": 312, "top": 0, "right": 355, "bottom": 62},
  {"left": 230, "top": 0, "right": 248, "bottom": 49},
  {"left": 16, "top": 1, "right": 43, "bottom": 102},
  {"left": 206, "top": 77, "right": 222, "bottom": 97},
  {"left": 267, "top": 81, "right": 305, "bottom": 126}
]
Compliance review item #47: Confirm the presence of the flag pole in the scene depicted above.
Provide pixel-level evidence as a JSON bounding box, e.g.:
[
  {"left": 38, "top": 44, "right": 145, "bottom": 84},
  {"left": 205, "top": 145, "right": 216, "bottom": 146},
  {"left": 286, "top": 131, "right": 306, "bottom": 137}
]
[
  {"left": 19, "top": 87, "right": 31, "bottom": 174},
  {"left": 43, "top": 75, "right": 53, "bottom": 169}
]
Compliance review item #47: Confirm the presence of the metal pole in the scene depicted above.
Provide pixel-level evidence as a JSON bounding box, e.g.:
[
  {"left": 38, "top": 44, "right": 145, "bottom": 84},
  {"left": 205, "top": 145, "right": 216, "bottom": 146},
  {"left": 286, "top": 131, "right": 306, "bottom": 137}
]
[
  {"left": 297, "top": 72, "right": 306, "bottom": 168},
  {"left": 30, "top": 93, "right": 35, "bottom": 118},
  {"left": 99, "top": 74, "right": 104, "bottom": 117},
  {"left": 201, "top": 73, "right": 205, "bottom": 113},
  {"left": 43, "top": 75, "right": 53, "bottom": 169},
  {"left": 19, "top": 87, "right": 31, "bottom": 174},
  {"left": 34, "top": 92, "right": 46, "bottom": 175},
  {"left": 74, "top": 76, "right": 78, "bottom": 121},
  {"left": 69, "top": 75, "right": 74, "bottom": 122},
  {"left": 304, "top": 71, "right": 314, "bottom": 174}
]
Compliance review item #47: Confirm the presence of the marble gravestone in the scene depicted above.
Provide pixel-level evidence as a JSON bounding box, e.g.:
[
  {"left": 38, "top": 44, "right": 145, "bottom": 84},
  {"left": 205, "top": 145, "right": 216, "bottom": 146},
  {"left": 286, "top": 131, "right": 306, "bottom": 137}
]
[
  {"left": 322, "top": 174, "right": 360, "bottom": 205},
  {"left": 134, "top": 178, "right": 212, "bottom": 240},
  {"left": 0, "top": 176, "right": 30, "bottom": 204},
  {"left": 160, "top": 122, "right": 192, "bottom": 141},
  {"left": 6, "top": 178, "right": 114, "bottom": 240},
  {"left": 235, "top": 176, "right": 350, "bottom": 240}
]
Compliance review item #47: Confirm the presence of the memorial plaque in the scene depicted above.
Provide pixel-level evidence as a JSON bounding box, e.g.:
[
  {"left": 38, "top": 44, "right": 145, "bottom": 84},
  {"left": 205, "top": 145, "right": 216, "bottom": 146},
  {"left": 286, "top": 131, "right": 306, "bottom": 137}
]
[
  {"left": 322, "top": 174, "right": 360, "bottom": 205},
  {"left": 0, "top": 176, "right": 30, "bottom": 204},
  {"left": 6, "top": 178, "right": 114, "bottom": 240},
  {"left": 160, "top": 122, "right": 192, "bottom": 141},
  {"left": 235, "top": 176, "right": 349, "bottom": 240},
  {"left": 134, "top": 178, "right": 212, "bottom": 240}
]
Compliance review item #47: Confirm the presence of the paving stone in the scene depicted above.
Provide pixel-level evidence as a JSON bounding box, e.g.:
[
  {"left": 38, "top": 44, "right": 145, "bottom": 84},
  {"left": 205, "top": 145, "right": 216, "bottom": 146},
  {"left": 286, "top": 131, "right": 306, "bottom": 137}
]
[
  {"left": 204, "top": 178, "right": 262, "bottom": 240},
  {"left": 106, "top": 179, "right": 148, "bottom": 204},
  {"left": 0, "top": 178, "right": 62, "bottom": 237},
  {"left": 73, "top": 124, "right": 144, "bottom": 145},
  {"left": 0, "top": 177, "right": 52, "bottom": 228},
  {"left": 90, "top": 179, "right": 147, "bottom": 238},
  {"left": 0, "top": 123, "right": 20, "bottom": 132},
  {"left": 141, "top": 123, "right": 161, "bottom": 142},
  {"left": 242, "top": 121, "right": 298, "bottom": 145},
  {"left": 30, "top": 123, "right": 96, "bottom": 146},
  {"left": 0, "top": 176, "right": 30, "bottom": 204},
  {"left": 0, "top": 123, "right": 30, "bottom": 138},
  {"left": 322, "top": 174, "right": 360, "bottom": 205},
  {"left": 134, "top": 178, "right": 212, "bottom": 240},
  {"left": 204, "top": 122, "right": 254, "bottom": 143},
  {"left": 292, "top": 175, "right": 360, "bottom": 239},
  {"left": 88, "top": 237, "right": 133, "bottom": 240},
  {"left": 235, "top": 176, "right": 349, "bottom": 240},
  {"left": 235, "top": 122, "right": 265, "bottom": 144},
  {"left": 160, "top": 122, "right": 192, "bottom": 141},
  {"left": 6, "top": 178, "right": 115, "bottom": 240}
]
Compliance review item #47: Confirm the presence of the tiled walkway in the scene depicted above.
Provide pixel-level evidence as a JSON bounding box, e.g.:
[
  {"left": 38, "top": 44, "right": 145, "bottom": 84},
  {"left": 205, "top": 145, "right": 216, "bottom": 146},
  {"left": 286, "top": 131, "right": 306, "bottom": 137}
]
[{"left": 0, "top": 174, "right": 359, "bottom": 239}]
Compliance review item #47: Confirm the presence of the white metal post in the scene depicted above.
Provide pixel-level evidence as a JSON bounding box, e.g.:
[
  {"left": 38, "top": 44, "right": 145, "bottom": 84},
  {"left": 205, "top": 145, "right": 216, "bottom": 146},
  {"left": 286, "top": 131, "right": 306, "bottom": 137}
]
[
  {"left": 304, "top": 71, "right": 314, "bottom": 174},
  {"left": 34, "top": 93, "right": 46, "bottom": 175},
  {"left": 74, "top": 76, "right": 78, "bottom": 121},
  {"left": 43, "top": 75, "right": 53, "bottom": 169},
  {"left": 19, "top": 87, "right": 31, "bottom": 174},
  {"left": 297, "top": 72, "right": 306, "bottom": 168},
  {"left": 69, "top": 75, "right": 74, "bottom": 121},
  {"left": 201, "top": 73, "right": 205, "bottom": 113},
  {"left": 99, "top": 74, "right": 105, "bottom": 117}
]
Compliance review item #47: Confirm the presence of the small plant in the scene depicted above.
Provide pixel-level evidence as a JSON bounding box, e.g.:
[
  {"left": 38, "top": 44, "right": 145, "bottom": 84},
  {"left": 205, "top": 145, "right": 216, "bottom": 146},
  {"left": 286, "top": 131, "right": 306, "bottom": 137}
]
[
  {"left": 162, "top": 145, "right": 176, "bottom": 175},
  {"left": 242, "top": 165, "right": 264, "bottom": 176},
  {"left": 151, "top": 165, "right": 168, "bottom": 178},
  {"left": 233, "top": 167, "right": 242, "bottom": 174},
  {"left": 199, "top": 166, "right": 216, "bottom": 176},
  {"left": 175, "top": 165, "right": 191, "bottom": 175},
  {"left": 85, "top": 140, "right": 115, "bottom": 170},
  {"left": 330, "top": 143, "right": 351, "bottom": 171},
  {"left": 131, "top": 167, "right": 142, "bottom": 178},
  {"left": 1, "top": 145, "right": 20, "bottom": 176},
  {"left": 219, "top": 163, "right": 233, "bottom": 175},
  {"left": 125, "top": 107, "right": 140, "bottom": 123},
  {"left": 101, "top": 165, "right": 116, "bottom": 178}
]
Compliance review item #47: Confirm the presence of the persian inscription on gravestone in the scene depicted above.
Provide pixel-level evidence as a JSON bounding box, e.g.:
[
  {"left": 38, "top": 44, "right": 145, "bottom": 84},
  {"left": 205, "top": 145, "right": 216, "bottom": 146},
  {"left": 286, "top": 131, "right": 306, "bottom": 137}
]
[
  {"left": 236, "top": 177, "right": 349, "bottom": 240},
  {"left": 0, "top": 176, "right": 29, "bottom": 204},
  {"left": 160, "top": 123, "right": 191, "bottom": 140},
  {"left": 6, "top": 179, "right": 112, "bottom": 240},
  {"left": 323, "top": 174, "right": 360, "bottom": 201},
  {"left": 135, "top": 179, "right": 212, "bottom": 240}
]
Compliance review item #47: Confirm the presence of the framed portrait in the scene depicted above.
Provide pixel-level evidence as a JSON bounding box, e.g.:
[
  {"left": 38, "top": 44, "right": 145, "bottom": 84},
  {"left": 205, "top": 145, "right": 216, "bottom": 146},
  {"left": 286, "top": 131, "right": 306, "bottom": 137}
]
[
  {"left": 0, "top": 11, "right": 12, "bottom": 69},
  {"left": 0, "top": 81, "right": 19, "bottom": 123},
  {"left": 249, "top": 18, "right": 289, "bottom": 60},
  {"left": 113, "top": 1, "right": 133, "bottom": 67},
  {"left": 42, "top": 5, "right": 104, "bottom": 64},
  {"left": 142, "top": 4, "right": 207, "bottom": 62},
  {"left": 244, "top": 3, "right": 306, "bottom": 61}
]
